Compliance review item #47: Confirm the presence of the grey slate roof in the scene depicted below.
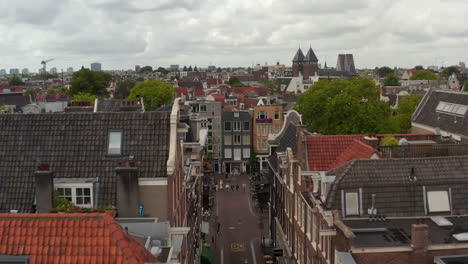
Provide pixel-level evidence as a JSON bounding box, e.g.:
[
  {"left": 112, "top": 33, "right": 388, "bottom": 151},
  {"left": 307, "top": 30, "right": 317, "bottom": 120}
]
[
  {"left": 0, "top": 112, "right": 171, "bottom": 213},
  {"left": 268, "top": 112, "right": 302, "bottom": 171},
  {"left": 413, "top": 90, "right": 468, "bottom": 138},
  {"left": 292, "top": 48, "right": 304, "bottom": 62},
  {"left": 325, "top": 156, "right": 468, "bottom": 216},
  {"left": 304, "top": 47, "right": 318, "bottom": 62}
]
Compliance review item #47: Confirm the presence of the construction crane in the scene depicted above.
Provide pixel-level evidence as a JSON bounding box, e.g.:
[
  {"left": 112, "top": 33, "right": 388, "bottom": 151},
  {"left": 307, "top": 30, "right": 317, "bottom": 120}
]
[{"left": 41, "top": 58, "right": 54, "bottom": 90}]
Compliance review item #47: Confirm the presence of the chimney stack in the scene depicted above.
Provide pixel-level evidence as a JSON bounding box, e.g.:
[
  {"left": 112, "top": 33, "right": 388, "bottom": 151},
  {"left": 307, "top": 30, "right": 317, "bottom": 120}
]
[
  {"left": 35, "top": 164, "right": 54, "bottom": 213},
  {"left": 411, "top": 219, "right": 429, "bottom": 264},
  {"left": 116, "top": 161, "right": 140, "bottom": 217},
  {"left": 363, "top": 135, "right": 379, "bottom": 148}
]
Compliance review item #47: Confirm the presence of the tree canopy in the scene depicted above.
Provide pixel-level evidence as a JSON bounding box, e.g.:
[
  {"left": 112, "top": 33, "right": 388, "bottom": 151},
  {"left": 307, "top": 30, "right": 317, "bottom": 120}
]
[
  {"left": 376, "top": 66, "right": 394, "bottom": 78},
  {"left": 383, "top": 73, "right": 400, "bottom": 86},
  {"left": 128, "top": 80, "right": 175, "bottom": 111},
  {"left": 115, "top": 79, "right": 137, "bottom": 99},
  {"left": 296, "top": 78, "right": 393, "bottom": 134},
  {"left": 261, "top": 80, "right": 280, "bottom": 94},
  {"left": 70, "top": 68, "right": 111, "bottom": 96},
  {"left": 155, "top": 67, "right": 169, "bottom": 75},
  {"left": 464, "top": 81, "right": 468, "bottom": 91},
  {"left": 413, "top": 65, "right": 424, "bottom": 70},
  {"left": 73, "top": 92, "right": 97, "bottom": 105},
  {"left": 226, "top": 77, "right": 245, "bottom": 88},
  {"left": 409, "top": 70, "right": 438, "bottom": 80},
  {"left": 194, "top": 66, "right": 198, "bottom": 72},
  {"left": 8, "top": 75, "right": 25, "bottom": 86},
  {"left": 187, "top": 66, "right": 193, "bottom": 72},
  {"left": 183, "top": 66, "right": 188, "bottom": 71},
  {"left": 390, "top": 94, "right": 423, "bottom": 133},
  {"left": 440, "top": 66, "right": 460, "bottom": 78},
  {"left": 138, "top": 66, "right": 153, "bottom": 73}
]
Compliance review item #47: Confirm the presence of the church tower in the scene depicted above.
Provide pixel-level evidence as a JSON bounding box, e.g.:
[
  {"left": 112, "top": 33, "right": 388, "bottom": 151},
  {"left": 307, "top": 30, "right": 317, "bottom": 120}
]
[
  {"left": 292, "top": 48, "right": 305, "bottom": 77},
  {"left": 303, "top": 47, "right": 319, "bottom": 79}
]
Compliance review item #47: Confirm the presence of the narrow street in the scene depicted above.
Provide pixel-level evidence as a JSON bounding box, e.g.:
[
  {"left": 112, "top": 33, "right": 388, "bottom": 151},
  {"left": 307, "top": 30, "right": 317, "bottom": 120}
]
[{"left": 211, "top": 173, "right": 266, "bottom": 264}]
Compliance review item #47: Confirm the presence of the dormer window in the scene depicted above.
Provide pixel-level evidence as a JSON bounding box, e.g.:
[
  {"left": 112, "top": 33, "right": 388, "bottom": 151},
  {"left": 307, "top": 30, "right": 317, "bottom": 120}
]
[{"left": 108, "top": 131, "right": 122, "bottom": 155}]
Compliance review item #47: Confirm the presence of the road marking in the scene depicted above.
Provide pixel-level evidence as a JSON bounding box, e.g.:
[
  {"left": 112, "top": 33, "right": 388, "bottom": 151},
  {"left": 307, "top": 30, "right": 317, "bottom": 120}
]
[
  {"left": 250, "top": 239, "right": 257, "bottom": 264},
  {"left": 228, "top": 226, "right": 236, "bottom": 230},
  {"left": 231, "top": 243, "right": 246, "bottom": 252},
  {"left": 221, "top": 247, "right": 224, "bottom": 264}
]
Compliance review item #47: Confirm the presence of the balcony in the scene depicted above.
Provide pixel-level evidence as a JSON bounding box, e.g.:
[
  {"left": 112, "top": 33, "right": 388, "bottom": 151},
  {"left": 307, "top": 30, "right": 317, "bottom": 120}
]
[{"left": 256, "top": 118, "right": 273, "bottom": 123}]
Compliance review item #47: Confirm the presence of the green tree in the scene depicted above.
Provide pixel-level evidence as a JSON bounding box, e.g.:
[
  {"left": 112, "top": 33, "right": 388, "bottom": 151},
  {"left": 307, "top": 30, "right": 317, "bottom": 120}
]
[
  {"left": 413, "top": 65, "right": 424, "bottom": 70},
  {"left": 183, "top": 66, "right": 188, "bottom": 71},
  {"left": 138, "top": 66, "right": 153, "bottom": 73},
  {"left": 376, "top": 66, "right": 394, "bottom": 78},
  {"left": 261, "top": 80, "right": 280, "bottom": 94},
  {"left": 383, "top": 73, "right": 400, "bottom": 86},
  {"left": 8, "top": 75, "right": 25, "bottom": 86},
  {"left": 115, "top": 79, "right": 137, "bottom": 99},
  {"left": 24, "top": 89, "right": 38, "bottom": 99},
  {"left": 128, "top": 80, "right": 175, "bottom": 111},
  {"left": 216, "top": 67, "right": 222, "bottom": 72},
  {"left": 188, "top": 66, "right": 193, "bottom": 72},
  {"left": 155, "top": 67, "right": 169, "bottom": 75},
  {"left": 73, "top": 92, "right": 97, "bottom": 105},
  {"left": 249, "top": 151, "right": 258, "bottom": 173},
  {"left": 296, "top": 78, "right": 393, "bottom": 134},
  {"left": 409, "top": 70, "right": 438, "bottom": 80},
  {"left": 464, "top": 81, "right": 468, "bottom": 91},
  {"left": 70, "top": 68, "right": 111, "bottom": 96},
  {"left": 390, "top": 94, "right": 423, "bottom": 133},
  {"left": 194, "top": 66, "right": 198, "bottom": 72},
  {"left": 381, "top": 136, "right": 398, "bottom": 146},
  {"left": 440, "top": 66, "right": 460, "bottom": 78},
  {"left": 226, "top": 77, "right": 245, "bottom": 87}
]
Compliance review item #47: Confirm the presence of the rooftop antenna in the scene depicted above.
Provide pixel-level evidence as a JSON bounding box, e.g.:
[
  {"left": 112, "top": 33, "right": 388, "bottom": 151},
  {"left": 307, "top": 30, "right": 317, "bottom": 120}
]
[{"left": 41, "top": 58, "right": 54, "bottom": 90}]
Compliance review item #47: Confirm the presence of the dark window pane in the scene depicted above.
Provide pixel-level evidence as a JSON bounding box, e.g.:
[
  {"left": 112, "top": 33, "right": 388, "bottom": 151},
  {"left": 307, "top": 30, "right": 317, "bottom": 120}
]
[
  {"left": 84, "top": 188, "right": 91, "bottom": 196},
  {"left": 84, "top": 197, "right": 91, "bottom": 204},
  {"left": 65, "top": 188, "right": 72, "bottom": 196},
  {"left": 65, "top": 197, "right": 72, "bottom": 202},
  {"left": 57, "top": 188, "right": 64, "bottom": 196},
  {"left": 76, "top": 197, "right": 83, "bottom": 205},
  {"left": 76, "top": 188, "right": 82, "bottom": 195}
]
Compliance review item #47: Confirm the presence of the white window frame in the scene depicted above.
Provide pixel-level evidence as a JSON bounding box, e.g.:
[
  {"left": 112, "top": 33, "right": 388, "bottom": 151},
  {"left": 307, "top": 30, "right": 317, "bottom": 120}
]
[
  {"left": 243, "top": 148, "right": 250, "bottom": 158},
  {"left": 427, "top": 190, "right": 451, "bottom": 213},
  {"left": 233, "top": 134, "right": 241, "bottom": 145},
  {"left": 345, "top": 192, "right": 360, "bottom": 216},
  {"left": 233, "top": 148, "right": 241, "bottom": 161},
  {"left": 257, "top": 110, "right": 268, "bottom": 119},
  {"left": 200, "top": 104, "right": 207, "bottom": 112},
  {"left": 233, "top": 121, "right": 241, "bottom": 131},
  {"left": 108, "top": 131, "right": 122, "bottom": 155},
  {"left": 224, "top": 148, "right": 232, "bottom": 159},
  {"left": 262, "top": 127, "right": 267, "bottom": 136},
  {"left": 55, "top": 183, "right": 94, "bottom": 208}
]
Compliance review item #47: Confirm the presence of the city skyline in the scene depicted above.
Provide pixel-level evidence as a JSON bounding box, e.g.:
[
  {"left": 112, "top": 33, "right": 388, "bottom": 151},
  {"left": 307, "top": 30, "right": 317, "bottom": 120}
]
[{"left": 0, "top": 0, "right": 467, "bottom": 70}]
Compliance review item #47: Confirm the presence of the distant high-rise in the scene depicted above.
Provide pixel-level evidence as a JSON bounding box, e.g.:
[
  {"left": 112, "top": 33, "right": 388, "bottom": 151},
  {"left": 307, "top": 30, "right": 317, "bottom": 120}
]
[
  {"left": 336, "top": 54, "right": 355, "bottom": 73},
  {"left": 50, "top": 67, "right": 58, "bottom": 74},
  {"left": 21, "top": 68, "right": 29, "bottom": 75},
  {"left": 170, "top": 65, "right": 179, "bottom": 71},
  {"left": 207, "top": 65, "right": 216, "bottom": 71},
  {"left": 135, "top": 65, "right": 141, "bottom": 72},
  {"left": 9, "top": 69, "right": 20, "bottom": 75},
  {"left": 292, "top": 47, "right": 319, "bottom": 80},
  {"left": 91, "top": 62, "right": 102, "bottom": 71},
  {"left": 0, "top": 69, "right": 6, "bottom": 76},
  {"left": 67, "top": 67, "right": 74, "bottom": 73}
]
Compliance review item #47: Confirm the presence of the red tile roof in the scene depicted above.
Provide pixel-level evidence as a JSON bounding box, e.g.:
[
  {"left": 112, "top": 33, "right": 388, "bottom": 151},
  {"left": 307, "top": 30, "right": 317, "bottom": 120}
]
[
  {"left": 0, "top": 87, "right": 24, "bottom": 93},
  {"left": 194, "top": 88, "right": 205, "bottom": 97},
  {"left": 0, "top": 213, "right": 157, "bottom": 264},
  {"left": 210, "top": 93, "right": 225, "bottom": 104},
  {"left": 243, "top": 98, "right": 259, "bottom": 109},
  {"left": 306, "top": 133, "right": 436, "bottom": 171},
  {"left": 231, "top": 87, "right": 268, "bottom": 96},
  {"left": 175, "top": 87, "right": 189, "bottom": 98}
]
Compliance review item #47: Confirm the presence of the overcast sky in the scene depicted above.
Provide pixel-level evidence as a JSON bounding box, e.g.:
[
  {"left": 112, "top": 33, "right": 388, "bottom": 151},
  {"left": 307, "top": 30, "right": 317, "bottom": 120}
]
[{"left": 1, "top": 0, "right": 467, "bottom": 71}]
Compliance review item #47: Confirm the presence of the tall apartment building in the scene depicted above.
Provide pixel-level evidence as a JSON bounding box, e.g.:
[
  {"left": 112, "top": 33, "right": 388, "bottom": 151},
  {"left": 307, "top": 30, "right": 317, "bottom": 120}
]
[
  {"left": 50, "top": 67, "right": 58, "bottom": 74},
  {"left": 67, "top": 67, "right": 74, "bottom": 73},
  {"left": 21, "top": 68, "right": 29, "bottom": 75},
  {"left": 253, "top": 104, "right": 284, "bottom": 171},
  {"left": 91, "top": 62, "right": 102, "bottom": 71},
  {"left": 9, "top": 69, "right": 20, "bottom": 75},
  {"left": 0, "top": 69, "right": 6, "bottom": 76},
  {"left": 336, "top": 54, "right": 355, "bottom": 73},
  {"left": 222, "top": 111, "right": 252, "bottom": 174},
  {"left": 188, "top": 100, "right": 223, "bottom": 172}
]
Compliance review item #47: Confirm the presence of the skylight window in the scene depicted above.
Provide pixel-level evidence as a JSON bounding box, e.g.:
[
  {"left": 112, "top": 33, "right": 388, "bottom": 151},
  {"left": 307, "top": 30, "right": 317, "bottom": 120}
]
[
  {"left": 436, "top": 102, "right": 468, "bottom": 116},
  {"left": 108, "top": 131, "right": 122, "bottom": 155},
  {"left": 345, "top": 192, "right": 359, "bottom": 216},
  {"left": 427, "top": 190, "right": 450, "bottom": 213}
]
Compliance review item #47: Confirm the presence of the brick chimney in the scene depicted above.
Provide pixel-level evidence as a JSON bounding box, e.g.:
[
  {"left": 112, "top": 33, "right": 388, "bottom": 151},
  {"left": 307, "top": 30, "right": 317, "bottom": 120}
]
[
  {"left": 34, "top": 164, "right": 54, "bottom": 213},
  {"left": 116, "top": 161, "right": 140, "bottom": 217},
  {"left": 363, "top": 134, "right": 379, "bottom": 148},
  {"left": 411, "top": 219, "right": 429, "bottom": 264}
]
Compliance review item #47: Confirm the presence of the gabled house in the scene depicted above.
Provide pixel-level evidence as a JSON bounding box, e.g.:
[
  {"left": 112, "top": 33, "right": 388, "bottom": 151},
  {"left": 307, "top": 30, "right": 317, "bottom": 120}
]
[
  {"left": 0, "top": 213, "right": 158, "bottom": 264},
  {"left": 221, "top": 111, "right": 252, "bottom": 174},
  {"left": 412, "top": 90, "right": 468, "bottom": 143},
  {"left": 0, "top": 100, "right": 194, "bottom": 263}
]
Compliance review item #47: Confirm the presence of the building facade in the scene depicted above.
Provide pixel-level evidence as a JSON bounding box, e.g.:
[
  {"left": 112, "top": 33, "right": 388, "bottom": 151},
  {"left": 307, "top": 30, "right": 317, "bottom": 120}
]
[
  {"left": 253, "top": 104, "right": 285, "bottom": 171},
  {"left": 221, "top": 111, "right": 252, "bottom": 174},
  {"left": 292, "top": 47, "right": 319, "bottom": 80},
  {"left": 336, "top": 54, "right": 355, "bottom": 73},
  {"left": 91, "top": 62, "right": 102, "bottom": 71}
]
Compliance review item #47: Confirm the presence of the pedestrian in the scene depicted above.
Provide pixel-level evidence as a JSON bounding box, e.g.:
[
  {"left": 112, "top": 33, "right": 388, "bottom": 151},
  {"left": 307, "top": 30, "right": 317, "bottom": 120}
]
[
  {"left": 242, "top": 183, "right": 246, "bottom": 192},
  {"left": 236, "top": 184, "right": 239, "bottom": 191}
]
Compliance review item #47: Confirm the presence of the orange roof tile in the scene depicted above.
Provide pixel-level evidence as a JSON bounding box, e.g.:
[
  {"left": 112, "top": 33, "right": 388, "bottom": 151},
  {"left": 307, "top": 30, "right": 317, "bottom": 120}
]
[{"left": 0, "top": 213, "right": 157, "bottom": 264}]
